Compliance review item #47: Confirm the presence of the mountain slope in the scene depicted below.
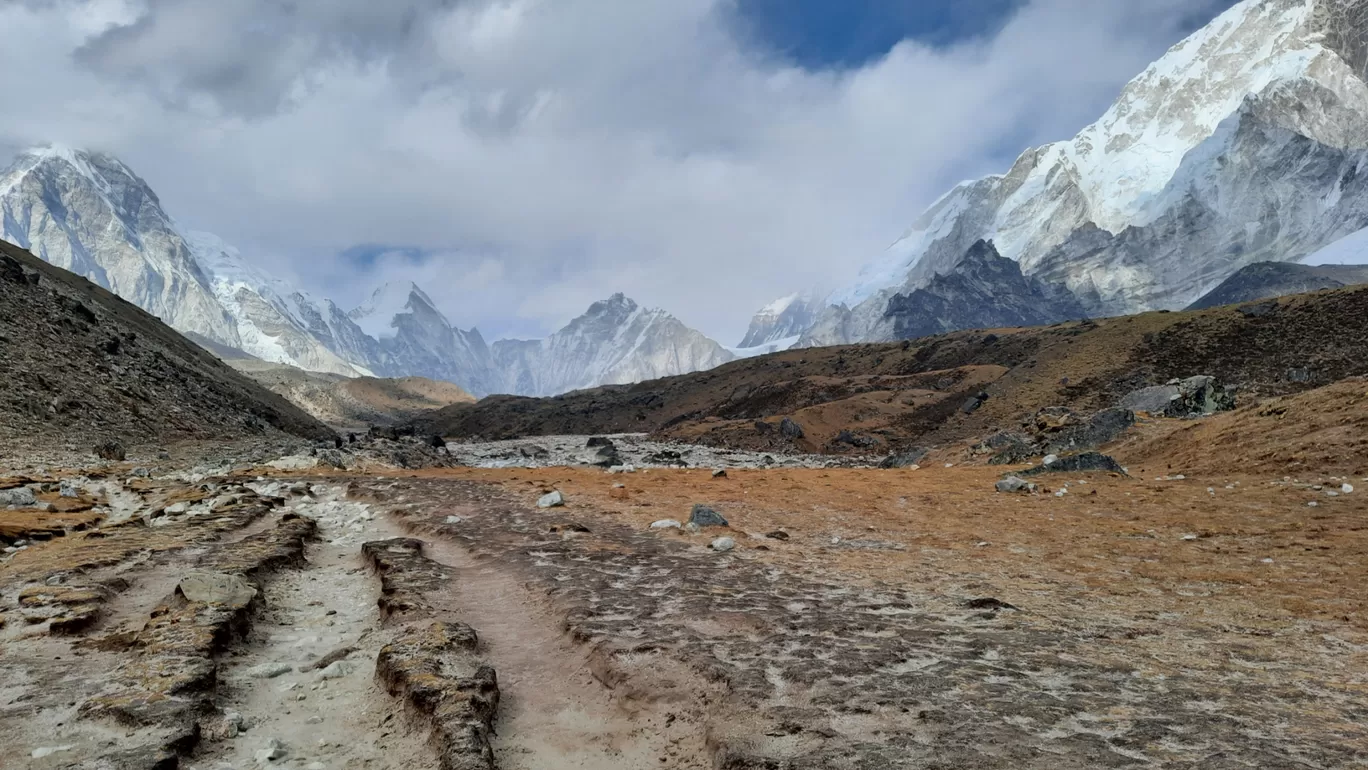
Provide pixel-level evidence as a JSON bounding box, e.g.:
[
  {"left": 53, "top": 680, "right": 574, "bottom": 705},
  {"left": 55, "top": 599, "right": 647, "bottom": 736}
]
[
  {"left": 227, "top": 359, "right": 475, "bottom": 427},
  {"left": 0, "top": 239, "right": 333, "bottom": 453},
  {"left": 1188, "top": 260, "right": 1368, "bottom": 308},
  {"left": 739, "top": 292, "right": 821, "bottom": 348},
  {"left": 883, "top": 240, "right": 1085, "bottom": 340},
  {"left": 0, "top": 146, "right": 239, "bottom": 346},
  {"left": 492, "top": 293, "right": 734, "bottom": 397},
  {"left": 807, "top": 0, "right": 1368, "bottom": 345}
]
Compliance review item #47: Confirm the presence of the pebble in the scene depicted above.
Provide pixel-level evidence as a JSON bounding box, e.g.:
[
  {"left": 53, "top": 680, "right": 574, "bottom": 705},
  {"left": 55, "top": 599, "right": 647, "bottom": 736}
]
[
  {"left": 650, "top": 519, "right": 683, "bottom": 530},
  {"left": 1343, "top": 483, "right": 1355, "bottom": 494},
  {"left": 711, "top": 537, "right": 736, "bottom": 552},
  {"left": 306, "top": 716, "right": 323, "bottom": 724},
  {"left": 1042, "top": 454, "right": 1059, "bottom": 466},
  {"left": 537, "top": 491, "right": 566, "bottom": 508},
  {"left": 444, "top": 515, "right": 463, "bottom": 524},
  {"left": 31, "top": 746, "right": 74, "bottom": 759},
  {"left": 712, "top": 469, "right": 727, "bottom": 478},
  {"left": 1182, "top": 534, "right": 1199, "bottom": 541}
]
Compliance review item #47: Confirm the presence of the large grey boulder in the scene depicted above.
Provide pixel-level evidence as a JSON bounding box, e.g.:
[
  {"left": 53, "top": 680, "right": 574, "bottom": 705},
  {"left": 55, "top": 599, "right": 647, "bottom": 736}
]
[
  {"left": 0, "top": 487, "right": 38, "bottom": 508},
  {"left": 1120, "top": 376, "right": 1235, "bottom": 418}
]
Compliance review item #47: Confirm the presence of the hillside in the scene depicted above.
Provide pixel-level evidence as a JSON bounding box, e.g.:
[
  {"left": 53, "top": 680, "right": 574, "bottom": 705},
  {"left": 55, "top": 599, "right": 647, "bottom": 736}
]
[
  {"left": 0, "top": 239, "right": 334, "bottom": 458},
  {"left": 416, "top": 284, "right": 1368, "bottom": 453},
  {"left": 1187, "top": 261, "right": 1368, "bottom": 309},
  {"left": 230, "top": 360, "right": 475, "bottom": 428}
]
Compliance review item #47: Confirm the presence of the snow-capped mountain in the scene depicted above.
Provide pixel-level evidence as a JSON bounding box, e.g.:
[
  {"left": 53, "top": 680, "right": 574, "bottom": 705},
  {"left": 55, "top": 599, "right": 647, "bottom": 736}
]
[
  {"left": 0, "top": 145, "right": 736, "bottom": 396},
  {"left": 492, "top": 293, "right": 734, "bottom": 397},
  {"left": 738, "top": 292, "right": 821, "bottom": 349},
  {"left": 805, "top": 0, "right": 1368, "bottom": 345},
  {"left": 0, "top": 146, "right": 239, "bottom": 345},
  {"left": 348, "top": 282, "right": 503, "bottom": 396}
]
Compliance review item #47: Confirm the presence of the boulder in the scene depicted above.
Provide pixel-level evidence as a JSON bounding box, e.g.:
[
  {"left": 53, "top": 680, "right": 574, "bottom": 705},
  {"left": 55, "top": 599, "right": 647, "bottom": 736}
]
[
  {"left": 962, "top": 392, "right": 990, "bottom": 414},
  {"left": 834, "top": 430, "right": 878, "bottom": 449},
  {"left": 1021, "top": 452, "right": 1126, "bottom": 476},
  {"left": 689, "top": 504, "right": 729, "bottom": 528},
  {"left": 177, "top": 571, "right": 257, "bottom": 608},
  {"left": 1043, "top": 408, "right": 1136, "bottom": 454},
  {"left": 586, "top": 441, "right": 621, "bottom": 468},
  {"left": 711, "top": 537, "right": 736, "bottom": 553},
  {"left": 94, "top": 440, "right": 126, "bottom": 461},
  {"left": 880, "top": 448, "right": 929, "bottom": 469},
  {"left": 585, "top": 436, "right": 615, "bottom": 448},
  {"left": 779, "top": 418, "right": 804, "bottom": 440},
  {"left": 995, "top": 477, "right": 1035, "bottom": 493},
  {"left": 1120, "top": 376, "right": 1235, "bottom": 418},
  {"left": 0, "top": 487, "right": 38, "bottom": 508},
  {"left": 518, "top": 444, "right": 550, "bottom": 460}
]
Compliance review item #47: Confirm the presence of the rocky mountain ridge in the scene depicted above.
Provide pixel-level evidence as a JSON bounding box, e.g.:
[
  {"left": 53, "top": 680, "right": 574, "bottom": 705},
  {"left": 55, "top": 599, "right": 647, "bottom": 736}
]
[
  {"left": 0, "top": 148, "right": 730, "bottom": 397},
  {"left": 746, "top": 0, "right": 1368, "bottom": 347}
]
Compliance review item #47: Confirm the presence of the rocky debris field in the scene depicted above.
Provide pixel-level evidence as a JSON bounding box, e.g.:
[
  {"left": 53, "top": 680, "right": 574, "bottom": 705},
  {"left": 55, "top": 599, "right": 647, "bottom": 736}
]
[
  {"left": 0, "top": 240, "right": 334, "bottom": 462},
  {"left": 3, "top": 370, "right": 1368, "bottom": 770}
]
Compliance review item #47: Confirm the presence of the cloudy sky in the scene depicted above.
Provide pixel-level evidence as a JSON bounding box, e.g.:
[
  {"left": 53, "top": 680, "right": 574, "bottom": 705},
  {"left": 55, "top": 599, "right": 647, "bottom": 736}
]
[{"left": 0, "top": 0, "right": 1236, "bottom": 343}]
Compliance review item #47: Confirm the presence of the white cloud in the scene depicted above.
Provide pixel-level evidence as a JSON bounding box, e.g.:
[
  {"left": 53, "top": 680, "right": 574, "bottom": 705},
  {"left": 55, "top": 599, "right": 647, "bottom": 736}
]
[{"left": 0, "top": 0, "right": 1227, "bottom": 343}]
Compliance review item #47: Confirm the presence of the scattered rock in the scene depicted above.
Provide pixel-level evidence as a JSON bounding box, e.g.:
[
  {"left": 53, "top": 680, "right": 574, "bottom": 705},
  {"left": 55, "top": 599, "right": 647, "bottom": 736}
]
[
  {"left": 31, "top": 746, "right": 75, "bottom": 759},
  {"left": 444, "top": 515, "right": 463, "bottom": 524},
  {"left": 779, "top": 417, "right": 805, "bottom": 440},
  {"left": 177, "top": 570, "right": 258, "bottom": 608},
  {"left": 765, "top": 530, "right": 791, "bottom": 541},
  {"left": 650, "top": 519, "right": 683, "bottom": 530},
  {"left": 59, "top": 480, "right": 79, "bottom": 498},
  {"left": 587, "top": 443, "right": 622, "bottom": 468},
  {"left": 317, "top": 660, "right": 355, "bottom": 680},
  {"left": 518, "top": 444, "right": 550, "bottom": 460},
  {"left": 94, "top": 440, "right": 126, "bottom": 461},
  {"left": 712, "top": 469, "right": 728, "bottom": 478},
  {"left": 833, "top": 430, "right": 878, "bottom": 449},
  {"left": 246, "top": 662, "right": 294, "bottom": 679},
  {"left": 1343, "top": 483, "right": 1355, "bottom": 494},
  {"left": 963, "top": 597, "right": 1019, "bottom": 611},
  {"left": 879, "top": 448, "right": 929, "bottom": 469},
  {"left": 689, "top": 504, "right": 729, "bottom": 528},
  {"left": 1120, "top": 375, "right": 1236, "bottom": 417},
  {"left": 537, "top": 491, "right": 566, "bottom": 508},
  {"left": 1042, "top": 454, "right": 1059, "bottom": 466},
  {"left": 254, "top": 738, "right": 288, "bottom": 765},
  {"left": 1021, "top": 452, "right": 1126, "bottom": 476},
  {"left": 711, "top": 537, "right": 736, "bottom": 552},
  {"left": 995, "top": 477, "right": 1035, "bottom": 494},
  {"left": 0, "top": 487, "right": 37, "bottom": 508},
  {"left": 962, "top": 391, "right": 990, "bottom": 414},
  {"left": 608, "top": 464, "right": 637, "bottom": 474}
]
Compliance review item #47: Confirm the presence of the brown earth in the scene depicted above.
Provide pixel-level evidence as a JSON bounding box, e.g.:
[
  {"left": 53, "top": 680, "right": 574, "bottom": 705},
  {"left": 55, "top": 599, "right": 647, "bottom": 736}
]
[
  {"left": 0, "top": 239, "right": 334, "bottom": 460},
  {"left": 229, "top": 359, "right": 476, "bottom": 428},
  {"left": 417, "top": 285, "right": 1368, "bottom": 455}
]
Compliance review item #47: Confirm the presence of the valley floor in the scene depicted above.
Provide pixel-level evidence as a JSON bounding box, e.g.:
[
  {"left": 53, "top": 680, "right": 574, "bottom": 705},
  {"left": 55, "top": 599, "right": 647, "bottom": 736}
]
[{"left": 1, "top": 442, "right": 1365, "bottom": 769}]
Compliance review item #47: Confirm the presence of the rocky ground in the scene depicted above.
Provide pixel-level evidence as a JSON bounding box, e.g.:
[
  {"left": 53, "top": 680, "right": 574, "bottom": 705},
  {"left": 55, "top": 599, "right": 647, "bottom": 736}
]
[{"left": 2, "top": 396, "right": 1366, "bottom": 769}]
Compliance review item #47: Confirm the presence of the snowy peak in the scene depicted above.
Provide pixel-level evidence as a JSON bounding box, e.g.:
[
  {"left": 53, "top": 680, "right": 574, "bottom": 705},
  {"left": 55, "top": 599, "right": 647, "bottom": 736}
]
[
  {"left": 349, "top": 282, "right": 436, "bottom": 340},
  {"left": 739, "top": 291, "right": 821, "bottom": 348},
  {"left": 492, "top": 294, "right": 734, "bottom": 397}
]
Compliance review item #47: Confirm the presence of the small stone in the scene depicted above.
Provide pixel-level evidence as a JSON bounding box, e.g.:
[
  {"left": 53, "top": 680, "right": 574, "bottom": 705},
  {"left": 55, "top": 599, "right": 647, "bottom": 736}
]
[
  {"left": 995, "top": 476, "right": 1033, "bottom": 493},
  {"left": 650, "top": 519, "right": 683, "bottom": 530},
  {"left": 164, "top": 501, "right": 190, "bottom": 515},
  {"left": 608, "top": 464, "right": 636, "bottom": 474},
  {"left": 59, "top": 481, "right": 80, "bottom": 498},
  {"left": 1343, "top": 483, "right": 1355, "bottom": 494},
  {"left": 31, "top": 746, "right": 75, "bottom": 759},
  {"left": 688, "top": 504, "right": 728, "bottom": 528},
  {"left": 306, "top": 716, "right": 323, "bottom": 725},
  {"left": 765, "top": 530, "right": 790, "bottom": 541},
  {"left": 1042, "top": 454, "right": 1059, "bottom": 466},
  {"left": 247, "top": 662, "right": 294, "bottom": 679},
  {"left": 537, "top": 491, "right": 566, "bottom": 508},
  {"left": 684, "top": 522, "right": 702, "bottom": 534},
  {"left": 712, "top": 469, "right": 727, "bottom": 478},
  {"left": 317, "top": 660, "right": 354, "bottom": 680},
  {"left": 711, "top": 537, "right": 736, "bottom": 552},
  {"left": 444, "top": 515, "right": 463, "bottom": 524},
  {"left": 254, "top": 738, "right": 288, "bottom": 765},
  {"left": 1182, "top": 534, "right": 1199, "bottom": 541}
]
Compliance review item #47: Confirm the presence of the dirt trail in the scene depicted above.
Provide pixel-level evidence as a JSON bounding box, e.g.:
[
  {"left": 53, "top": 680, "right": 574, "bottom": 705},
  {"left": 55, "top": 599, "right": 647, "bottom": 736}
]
[
  {"left": 193, "top": 485, "right": 435, "bottom": 770},
  {"left": 415, "top": 535, "right": 713, "bottom": 770}
]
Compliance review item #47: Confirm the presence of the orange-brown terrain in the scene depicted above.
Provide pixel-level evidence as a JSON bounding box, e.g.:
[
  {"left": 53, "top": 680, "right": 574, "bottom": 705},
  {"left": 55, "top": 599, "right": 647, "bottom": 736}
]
[{"left": 4, "top": 236, "right": 1368, "bottom": 769}]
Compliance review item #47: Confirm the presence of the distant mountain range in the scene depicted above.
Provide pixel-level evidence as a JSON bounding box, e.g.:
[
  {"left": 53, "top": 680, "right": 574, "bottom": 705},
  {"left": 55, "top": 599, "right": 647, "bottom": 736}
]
[
  {"left": 10, "top": 0, "right": 1368, "bottom": 396},
  {"left": 0, "top": 146, "right": 735, "bottom": 396}
]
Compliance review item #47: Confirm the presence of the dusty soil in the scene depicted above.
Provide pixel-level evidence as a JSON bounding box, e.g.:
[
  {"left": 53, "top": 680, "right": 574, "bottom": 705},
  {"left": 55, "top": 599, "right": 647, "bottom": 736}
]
[{"left": 3, "top": 396, "right": 1367, "bottom": 769}]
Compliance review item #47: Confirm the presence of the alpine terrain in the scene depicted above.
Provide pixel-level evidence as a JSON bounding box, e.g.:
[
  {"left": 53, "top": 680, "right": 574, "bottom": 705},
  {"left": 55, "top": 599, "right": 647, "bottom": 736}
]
[
  {"left": 0, "top": 148, "right": 731, "bottom": 396},
  {"left": 744, "top": 0, "right": 1368, "bottom": 346}
]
